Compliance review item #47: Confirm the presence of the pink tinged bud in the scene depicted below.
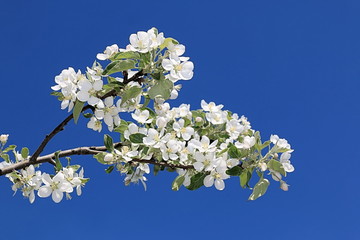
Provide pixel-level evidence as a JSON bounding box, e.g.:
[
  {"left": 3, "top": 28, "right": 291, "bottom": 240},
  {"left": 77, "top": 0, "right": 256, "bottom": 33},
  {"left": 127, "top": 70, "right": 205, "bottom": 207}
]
[
  {"left": 195, "top": 117, "right": 203, "bottom": 122},
  {"left": 280, "top": 182, "right": 289, "bottom": 191}
]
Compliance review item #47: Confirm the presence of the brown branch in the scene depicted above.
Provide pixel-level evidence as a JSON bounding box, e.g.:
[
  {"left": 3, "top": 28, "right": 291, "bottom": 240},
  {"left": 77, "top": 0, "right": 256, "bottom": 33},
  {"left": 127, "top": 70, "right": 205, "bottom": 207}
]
[{"left": 0, "top": 143, "right": 193, "bottom": 176}]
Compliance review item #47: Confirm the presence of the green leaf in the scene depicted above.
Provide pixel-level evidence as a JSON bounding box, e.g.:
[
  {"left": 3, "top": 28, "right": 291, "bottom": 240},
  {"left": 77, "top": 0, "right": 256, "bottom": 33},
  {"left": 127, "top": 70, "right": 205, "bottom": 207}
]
[
  {"left": 148, "top": 78, "right": 173, "bottom": 100},
  {"left": 114, "top": 120, "right": 129, "bottom": 134},
  {"left": 104, "top": 134, "right": 114, "bottom": 152},
  {"left": 228, "top": 145, "right": 241, "bottom": 158},
  {"left": 54, "top": 151, "right": 62, "bottom": 172},
  {"left": 73, "top": 100, "right": 85, "bottom": 124},
  {"left": 248, "top": 178, "right": 270, "bottom": 201},
  {"left": 129, "top": 133, "right": 146, "bottom": 144},
  {"left": 112, "top": 51, "right": 140, "bottom": 60},
  {"left": 21, "top": 147, "right": 29, "bottom": 159},
  {"left": 172, "top": 175, "right": 185, "bottom": 191},
  {"left": 261, "top": 140, "right": 271, "bottom": 150},
  {"left": 105, "top": 165, "right": 115, "bottom": 174},
  {"left": 94, "top": 152, "right": 107, "bottom": 164},
  {"left": 0, "top": 153, "right": 10, "bottom": 163},
  {"left": 121, "top": 86, "right": 142, "bottom": 105},
  {"left": 240, "top": 168, "right": 252, "bottom": 188},
  {"left": 83, "top": 113, "right": 93, "bottom": 118},
  {"left": 160, "top": 37, "right": 179, "bottom": 50},
  {"left": 186, "top": 173, "right": 206, "bottom": 190},
  {"left": 50, "top": 91, "right": 64, "bottom": 101},
  {"left": 153, "top": 164, "right": 161, "bottom": 176},
  {"left": 103, "top": 60, "right": 136, "bottom": 75},
  {"left": 3, "top": 145, "right": 16, "bottom": 153},
  {"left": 226, "top": 166, "right": 243, "bottom": 176},
  {"left": 267, "top": 159, "right": 286, "bottom": 176}
]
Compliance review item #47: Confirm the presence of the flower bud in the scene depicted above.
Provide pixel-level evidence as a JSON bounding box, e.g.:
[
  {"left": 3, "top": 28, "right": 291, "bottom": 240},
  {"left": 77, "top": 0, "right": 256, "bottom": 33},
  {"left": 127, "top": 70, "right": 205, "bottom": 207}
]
[
  {"left": 104, "top": 153, "right": 114, "bottom": 162},
  {"left": 0, "top": 134, "right": 9, "bottom": 144},
  {"left": 195, "top": 117, "right": 203, "bottom": 122},
  {"left": 259, "top": 162, "right": 267, "bottom": 172},
  {"left": 280, "top": 181, "right": 289, "bottom": 191},
  {"left": 156, "top": 117, "right": 167, "bottom": 128}
]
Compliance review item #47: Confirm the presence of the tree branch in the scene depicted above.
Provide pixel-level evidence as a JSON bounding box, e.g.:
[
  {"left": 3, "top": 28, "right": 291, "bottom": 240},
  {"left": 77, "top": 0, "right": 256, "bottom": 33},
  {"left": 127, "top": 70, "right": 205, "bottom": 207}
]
[
  {"left": 29, "top": 70, "right": 146, "bottom": 164},
  {"left": 0, "top": 143, "right": 194, "bottom": 176}
]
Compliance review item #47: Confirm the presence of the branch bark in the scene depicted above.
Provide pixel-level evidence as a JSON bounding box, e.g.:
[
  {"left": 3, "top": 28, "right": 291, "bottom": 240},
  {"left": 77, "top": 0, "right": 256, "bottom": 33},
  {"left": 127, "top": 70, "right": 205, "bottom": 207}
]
[
  {"left": 29, "top": 70, "right": 145, "bottom": 164},
  {"left": 0, "top": 143, "right": 194, "bottom": 176}
]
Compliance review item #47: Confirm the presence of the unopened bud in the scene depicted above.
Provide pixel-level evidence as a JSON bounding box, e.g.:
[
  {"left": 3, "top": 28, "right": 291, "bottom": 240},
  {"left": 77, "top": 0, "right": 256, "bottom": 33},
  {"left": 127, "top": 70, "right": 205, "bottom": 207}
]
[
  {"left": 104, "top": 153, "right": 114, "bottom": 162},
  {"left": 259, "top": 162, "right": 267, "bottom": 172},
  {"left": 0, "top": 134, "right": 9, "bottom": 144},
  {"left": 280, "top": 181, "right": 289, "bottom": 191},
  {"left": 195, "top": 117, "right": 203, "bottom": 122}
]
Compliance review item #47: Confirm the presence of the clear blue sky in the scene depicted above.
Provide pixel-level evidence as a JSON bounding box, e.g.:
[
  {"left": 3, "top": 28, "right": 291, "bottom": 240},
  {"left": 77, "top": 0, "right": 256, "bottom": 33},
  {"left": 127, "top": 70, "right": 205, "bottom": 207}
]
[{"left": 1, "top": 0, "right": 359, "bottom": 239}]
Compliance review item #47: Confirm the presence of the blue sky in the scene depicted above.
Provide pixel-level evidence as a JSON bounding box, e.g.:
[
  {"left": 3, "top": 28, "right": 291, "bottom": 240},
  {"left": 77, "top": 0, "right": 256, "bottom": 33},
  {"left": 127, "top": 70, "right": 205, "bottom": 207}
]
[{"left": 1, "top": 0, "right": 359, "bottom": 239}]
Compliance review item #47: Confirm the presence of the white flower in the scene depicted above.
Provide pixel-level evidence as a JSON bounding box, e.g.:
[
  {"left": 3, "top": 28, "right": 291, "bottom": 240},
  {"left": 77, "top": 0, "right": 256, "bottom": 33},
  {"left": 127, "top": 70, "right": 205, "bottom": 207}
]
[
  {"left": 76, "top": 78, "right": 103, "bottom": 106},
  {"left": 173, "top": 119, "right": 194, "bottom": 141},
  {"left": 193, "top": 152, "right": 215, "bottom": 172},
  {"left": 189, "top": 136, "right": 218, "bottom": 153},
  {"left": 162, "top": 54, "right": 194, "bottom": 81},
  {"left": 0, "top": 134, "right": 9, "bottom": 144},
  {"left": 143, "top": 128, "right": 166, "bottom": 148},
  {"left": 51, "top": 67, "right": 82, "bottom": 111},
  {"left": 131, "top": 109, "right": 153, "bottom": 124},
  {"left": 203, "top": 168, "right": 230, "bottom": 191},
  {"left": 201, "top": 100, "right": 224, "bottom": 112},
  {"left": 137, "top": 163, "right": 150, "bottom": 174},
  {"left": 38, "top": 172, "right": 73, "bottom": 203},
  {"left": 129, "top": 31, "right": 152, "bottom": 53},
  {"left": 159, "top": 140, "right": 180, "bottom": 161},
  {"left": 95, "top": 97, "right": 120, "bottom": 131},
  {"left": 97, "top": 44, "right": 119, "bottom": 60},
  {"left": 21, "top": 165, "right": 42, "bottom": 204},
  {"left": 147, "top": 28, "right": 165, "bottom": 48},
  {"left": 167, "top": 43, "right": 185, "bottom": 56},
  {"left": 114, "top": 146, "right": 138, "bottom": 162},
  {"left": 270, "top": 135, "right": 292, "bottom": 150},
  {"left": 280, "top": 152, "right": 295, "bottom": 172},
  {"left": 235, "top": 136, "right": 256, "bottom": 149},
  {"left": 87, "top": 117, "right": 102, "bottom": 132},
  {"left": 226, "top": 119, "right": 244, "bottom": 139}
]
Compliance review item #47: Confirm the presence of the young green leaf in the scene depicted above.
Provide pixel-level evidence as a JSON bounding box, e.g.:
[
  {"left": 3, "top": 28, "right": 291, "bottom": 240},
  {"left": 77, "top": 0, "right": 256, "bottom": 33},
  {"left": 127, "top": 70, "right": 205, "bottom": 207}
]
[
  {"left": 267, "top": 159, "right": 286, "bottom": 176},
  {"left": 148, "top": 78, "right": 173, "bottom": 100},
  {"left": 54, "top": 151, "right": 63, "bottom": 172},
  {"left": 121, "top": 86, "right": 142, "bottom": 105},
  {"left": 0, "top": 153, "right": 10, "bottom": 163},
  {"left": 103, "top": 60, "right": 136, "bottom": 75},
  {"left": 21, "top": 147, "right": 29, "bottom": 159},
  {"left": 172, "top": 175, "right": 185, "bottom": 191},
  {"left": 226, "top": 166, "right": 243, "bottom": 176},
  {"left": 73, "top": 100, "right": 85, "bottom": 124},
  {"left": 186, "top": 173, "right": 206, "bottom": 190},
  {"left": 129, "top": 133, "right": 146, "bottom": 144},
  {"left": 105, "top": 165, "right": 115, "bottom": 174},
  {"left": 94, "top": 152, "right": 107, "bottom": 164},
  {"left": 248, "top": 178, "right": 270, "bottom": 201},
  {"left": 112, "top": 51, "right": 140, "bottom": 60},
  {"left": 104, "top": 134, "right": 114, "bottom": 152},
  {"left": 240, "top": 168, "right": 252, "bottom": 188}
]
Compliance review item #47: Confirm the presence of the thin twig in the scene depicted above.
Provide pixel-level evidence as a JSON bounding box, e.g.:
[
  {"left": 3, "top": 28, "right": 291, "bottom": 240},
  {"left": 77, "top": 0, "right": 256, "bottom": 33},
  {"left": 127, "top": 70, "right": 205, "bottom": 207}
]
[{"left": 0, "top": 143, "right": 194, "bottom": 176}]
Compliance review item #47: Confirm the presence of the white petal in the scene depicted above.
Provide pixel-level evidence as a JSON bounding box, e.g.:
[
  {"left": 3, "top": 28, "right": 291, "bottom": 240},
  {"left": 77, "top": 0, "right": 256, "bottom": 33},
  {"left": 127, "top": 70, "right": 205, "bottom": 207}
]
[
  {"left": 93, "top": 80, "right": 103, "bottom": 91},
  {"left": 41, "top": 174, "right": 52, "bottom": 186},
  {"left": 97, "top": 53, "right": 108, "bottom": 60},
  {"left": 76, "top": 186, "right": 82, "bottom": 196},
  {"left": 77, "top": 91, "right": 90, "bottom": 102},
  {"left": 38, "top": 186, "right": 52, "bottom": 198},
  {"left": 52, "top": 190, "right": 63, "bottom": 203},
  {"left": 60, "top": 182, "right": 74, "bottom": 193},
  {"left": 215, "top": 179, "right": 225, "bottom": 190},
  {"left": 29, "top": 191, "right": 35, "bottom": 203},
  {"left": 203, "top": 175, "right": 214, "bottom": 187}
]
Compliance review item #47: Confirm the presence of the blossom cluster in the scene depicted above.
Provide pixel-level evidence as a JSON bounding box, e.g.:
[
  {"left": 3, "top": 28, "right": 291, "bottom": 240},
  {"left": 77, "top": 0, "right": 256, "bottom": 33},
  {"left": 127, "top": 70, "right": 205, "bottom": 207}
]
[
  {"left": 96, "top": 100, "right": 294, "bottom": 196},
  {"left": 51, "top": 28, "right": 194, "bottom": 133},
  {"left": 0, "top": 136, "right": 88, "bottom": 204}
]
